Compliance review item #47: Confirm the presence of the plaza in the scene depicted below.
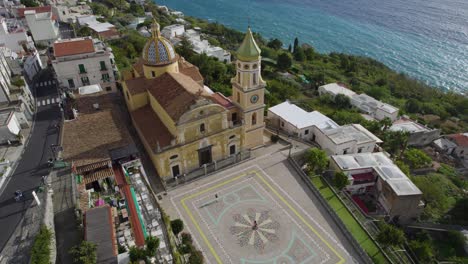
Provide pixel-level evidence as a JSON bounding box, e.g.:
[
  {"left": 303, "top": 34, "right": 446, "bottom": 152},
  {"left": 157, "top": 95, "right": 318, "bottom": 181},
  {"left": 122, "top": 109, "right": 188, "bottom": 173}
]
[{"left": 162, "top": 147, "right": 362, "bottom": 264}]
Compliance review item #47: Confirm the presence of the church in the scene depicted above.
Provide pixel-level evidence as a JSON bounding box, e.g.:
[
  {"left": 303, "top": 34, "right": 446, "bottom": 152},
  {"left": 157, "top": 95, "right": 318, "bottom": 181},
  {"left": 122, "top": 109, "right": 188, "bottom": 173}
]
[{"left": 122, "top": 21, "right": 265, "bottom": 182}]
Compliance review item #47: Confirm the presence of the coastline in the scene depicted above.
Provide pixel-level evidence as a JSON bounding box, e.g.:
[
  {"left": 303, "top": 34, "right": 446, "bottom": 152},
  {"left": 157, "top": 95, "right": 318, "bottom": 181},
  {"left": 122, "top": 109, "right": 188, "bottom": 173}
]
[{"left": 157, "top": 0, "right": 468, "bottom": 94}]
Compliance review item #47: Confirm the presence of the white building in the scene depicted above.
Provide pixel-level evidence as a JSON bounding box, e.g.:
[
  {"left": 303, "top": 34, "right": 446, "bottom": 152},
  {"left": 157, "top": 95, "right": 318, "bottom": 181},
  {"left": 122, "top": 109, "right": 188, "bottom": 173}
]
[
  {"left": 351, "top": 93, "right": 399, "bottom": 121},
  {"left": 161, "top": 24, "right": 185, "bottom": 39},
  {"left": 315, "top": 124, "right": 382, "bottom": 155},
  {"left": 390, "top": 117, "right": 440, "bottom": 146},
  {"left": 267, "top": 101, "right": 338, "bottom": 140},
  {"left": 0, "top": 18, "right": 35, "bottom": 54},
  {"left": 52, "top": 37, "right": 117, "bottom": 91},
  {"left": 318, "top": 83, "right": 356, "bottom": 98},
  {"left": 22, "top": 50, "right": 43, "bottom": 80},
  {"left": 318, "top": 82, "right": 399, "bottom": 121},
  {"left": 52, "top": 3, "right": 92, "bottom": 23},
  {"left": 439, "top": 133, "right": 468, "bottom": 161},
  {"left": 180, "top": 28, "right": 231, "bottom": 63},
  {"left": 0, "top": 51, "right": 12, "bottom": 104},
  {"left": 24, "top": 9, "right": 59, "bottom": 45},
  {"left": 268, "top": 101, "right": 381, "bottom": 155},
  {"left": 0, "top": 110, "right": 21, "bottom": 144},
  {"left": 330, "top": 152, "right": 424, "bottom": 223},
  {"left": 77, "top": 15, "right": 119, "bottom": 40}
]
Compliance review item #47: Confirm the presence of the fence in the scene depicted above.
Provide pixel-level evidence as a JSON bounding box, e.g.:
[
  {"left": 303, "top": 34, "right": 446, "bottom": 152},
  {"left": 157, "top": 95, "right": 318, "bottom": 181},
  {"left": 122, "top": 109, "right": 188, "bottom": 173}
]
[
  {"left": 165, "top": 150, "right": 251, "bottom": 189},
  {"left": 291, "top": 152, "right": 416, "bottom": 264}
]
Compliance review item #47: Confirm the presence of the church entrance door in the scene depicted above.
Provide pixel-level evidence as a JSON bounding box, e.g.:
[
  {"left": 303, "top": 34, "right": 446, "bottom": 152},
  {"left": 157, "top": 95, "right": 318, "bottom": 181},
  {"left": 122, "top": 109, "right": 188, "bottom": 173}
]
[{"left": 198, "top": 146, "right": 212, "bottom": 166}]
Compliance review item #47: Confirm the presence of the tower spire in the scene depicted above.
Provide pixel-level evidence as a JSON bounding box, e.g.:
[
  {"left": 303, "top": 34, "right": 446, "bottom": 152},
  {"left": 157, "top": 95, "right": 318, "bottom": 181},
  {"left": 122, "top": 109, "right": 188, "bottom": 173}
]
[{"left": 151, "top": 19, "right": 161, "bottom": 38}]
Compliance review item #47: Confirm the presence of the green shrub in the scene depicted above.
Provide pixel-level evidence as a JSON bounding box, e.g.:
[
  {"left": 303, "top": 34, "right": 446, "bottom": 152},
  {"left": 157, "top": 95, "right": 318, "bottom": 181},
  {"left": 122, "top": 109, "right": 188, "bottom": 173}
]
[
  {"left": 270, "top": 134, "right": 280, "bottom": 143},
  {"left": 31, "top": 226, "right": 52, "bottom": 264},
  {"left": 171, "top": 219, "right": 184, "bottom": 236}
]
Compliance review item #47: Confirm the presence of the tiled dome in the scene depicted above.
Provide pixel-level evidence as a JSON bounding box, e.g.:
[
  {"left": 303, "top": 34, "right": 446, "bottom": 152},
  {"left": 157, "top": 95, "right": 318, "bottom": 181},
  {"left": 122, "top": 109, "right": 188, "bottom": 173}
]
[{"left": 142, "top": 21, "right": 177, "bottom": 65}]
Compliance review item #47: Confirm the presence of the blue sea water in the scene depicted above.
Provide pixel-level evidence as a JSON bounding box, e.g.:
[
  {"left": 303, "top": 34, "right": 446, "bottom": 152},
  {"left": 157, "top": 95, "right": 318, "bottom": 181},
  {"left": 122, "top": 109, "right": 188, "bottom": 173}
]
[{"left": 157, "top": 0, "right": 468, "bottom": 93}]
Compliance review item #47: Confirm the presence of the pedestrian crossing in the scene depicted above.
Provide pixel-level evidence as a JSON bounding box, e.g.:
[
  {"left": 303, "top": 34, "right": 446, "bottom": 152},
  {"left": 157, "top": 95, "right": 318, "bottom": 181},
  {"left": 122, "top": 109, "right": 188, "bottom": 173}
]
[
  {"left": 35, "top": 80, "right": 56, "bottom": 88},
  {"left": 37, "top": 97, "right": 60, "bottom": 107}
]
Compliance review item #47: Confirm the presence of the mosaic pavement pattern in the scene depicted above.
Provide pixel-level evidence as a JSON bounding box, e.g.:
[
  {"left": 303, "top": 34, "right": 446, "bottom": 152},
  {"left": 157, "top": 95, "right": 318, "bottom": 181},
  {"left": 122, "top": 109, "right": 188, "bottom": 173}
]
[{"left": 172, "top": 169, "right": 348, "bottom": 264}]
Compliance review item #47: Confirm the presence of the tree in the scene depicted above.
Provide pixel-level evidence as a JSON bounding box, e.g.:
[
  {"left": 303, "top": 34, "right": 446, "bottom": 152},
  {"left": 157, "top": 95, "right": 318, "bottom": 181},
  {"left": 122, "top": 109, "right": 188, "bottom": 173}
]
[
  {"left": 128, "top": 246, "right": 147, "bottom": 263},
  {"left": 334, "top": 94, "right": 351, "bottom": 109},
  {"left": 31, "top": 226, "right": 52, "bottom": 264},
  {"left": 293, "top": 47, "right": 306, "bottom": 61},
  {"left": 69, "top": 241, "right": 97, "bottom": 264},
  {"left": 20, "top": 0, "right": 38, "bottom": 7},
  {"left": 381, "top": 130, "right": 409, "bottom": 157},
  {"left": 267, "top": 38, "right": 283, "bottom": 50},
  {"left": 176, "top": 36, "right": 194, "bottom": 59},
  {"left": 76, "top": 27, "right": 93, "bottom": 38},
  {"left": 287, "top": 44, "right": 292, "bottom": 53},
  {"left": 293, "top": 37, "right": 299, "bottom": 52},
  {"left": 188, "top": 249, "right": 204, "bottom": 264},
  {"left": 333, "top": 172, "right": 349, "bottom": 190},
  {"left": 404, "top": 148, "right": 432, "bottom": 169},
  {"left": 379, "top": 117, "right": 393, "bottom": 131},
  {"left": 408, "top": 240, "right": 433, "bottom": 262},
  {"left": 376, "top": 224, "right": 405, "bottom": 247},
  {"left": 304, "top": 47, "right": 315, "bottom": 60},
  {"left": 171, "top": 219, "right": 184, "bottom": 236},
  {"left": 145, "top": 236, "right": 160, "bottom": 258},
  {"left": 395, "top": 160, "right": 410, "bottom": 176},
  {"left": 305, "top": 148, "right": 328, "bottom": 175},
  {"left": 276, "top": 53, "right": 292, "bottom": 71}
]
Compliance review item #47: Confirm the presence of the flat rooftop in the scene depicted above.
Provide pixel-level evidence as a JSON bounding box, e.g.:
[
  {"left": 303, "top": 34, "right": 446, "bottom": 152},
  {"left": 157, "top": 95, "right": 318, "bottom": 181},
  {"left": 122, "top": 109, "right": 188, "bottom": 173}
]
[
  {"left": 268, "top": 101, "right": 339, "bottom": 130},
  {"left": 0, "top": 111, "right": 13, "bottom": 126},
  {"left": 332, "top": 152, "right": 422, "bottom": 196},
  {"left": 319, "top": 83, "right": 356, "bottom": 97},
  {"left": 85, "top": 205, "right": 117, "bottom": 264},
  {"left": 324, "top": 124, "right": 382, "bottom": 144},
  {"left": 390, "top": 119, "right": 431, "bottom": 133}
]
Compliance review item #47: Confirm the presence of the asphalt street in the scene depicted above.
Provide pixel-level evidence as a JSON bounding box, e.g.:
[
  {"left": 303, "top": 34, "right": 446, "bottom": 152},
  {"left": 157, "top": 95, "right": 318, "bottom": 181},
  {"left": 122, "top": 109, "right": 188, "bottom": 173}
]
[{"left": 0, "top": 69, "right": 61, "bottom": 251}]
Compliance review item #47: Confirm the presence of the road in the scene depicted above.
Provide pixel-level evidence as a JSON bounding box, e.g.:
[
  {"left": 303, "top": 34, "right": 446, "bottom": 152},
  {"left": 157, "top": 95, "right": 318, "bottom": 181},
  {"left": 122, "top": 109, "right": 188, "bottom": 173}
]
[{"left": 0, "top": 69, "right": 61, "bottom": 252}]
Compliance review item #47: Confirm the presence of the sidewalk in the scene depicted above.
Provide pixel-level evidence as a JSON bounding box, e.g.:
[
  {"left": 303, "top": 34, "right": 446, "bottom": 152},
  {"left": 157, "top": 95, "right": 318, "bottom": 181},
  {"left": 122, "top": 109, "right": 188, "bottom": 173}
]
[
  {"left": 0, "top": 181, "right": 47, "bottom": 264},
  {"left": 0, "top": 126, "right": 32, "bottom": 194}
]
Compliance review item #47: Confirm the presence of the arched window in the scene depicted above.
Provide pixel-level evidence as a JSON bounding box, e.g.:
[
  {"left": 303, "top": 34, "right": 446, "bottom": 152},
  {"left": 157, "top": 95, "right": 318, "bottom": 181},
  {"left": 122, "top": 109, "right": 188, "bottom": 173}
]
[
  {"left": 252, "top": 113, "right": 257, "bottom": 125},
  {"left": 237, "top": 73, "right": 240, "bottom": 84},
  {"left": 200, "top": 123, "right": 205, "bottom": 133},
  {"left": 170, "top": 154, "right": 179, "bottom": 160},
  {"left": 237, "top": 92, "right": 240, "bottom": 103},
  {"left": 253, "top": 64, "right": 258, "bottom": 69},
  {"left": 244, "top": 64, "right": 249, "bottom": 70},
  {"left": 253, "top": 72, "right": 257, "bottom": 85}
]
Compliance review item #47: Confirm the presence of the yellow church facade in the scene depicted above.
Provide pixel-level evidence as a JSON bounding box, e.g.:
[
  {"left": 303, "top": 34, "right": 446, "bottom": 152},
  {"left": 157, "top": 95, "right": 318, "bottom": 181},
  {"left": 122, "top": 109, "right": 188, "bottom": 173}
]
[{"left": 121, "top": 22, "right": 265, "bottom": 182}]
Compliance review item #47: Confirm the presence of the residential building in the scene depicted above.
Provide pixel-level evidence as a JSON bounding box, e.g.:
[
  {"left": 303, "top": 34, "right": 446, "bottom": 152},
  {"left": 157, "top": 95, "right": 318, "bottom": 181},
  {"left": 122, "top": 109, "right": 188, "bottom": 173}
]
[
  {"left": 161, "top": 24, "right": 184, "bottom": 39},
  {"left": 76, "top": 15, "right": 119, "bottom": 40},
  {"left": 318, "top": 83, "right": 356, "bottom": 98},
  {"left": 445, "top": 133, "right": 468, "bottom": 160},
  {"left": 0, "top": 18, "right": 35, "bottom": 54},
  {"left": 315, "top": 124, "right": 382, "bottom": 155},
  {"left": 351, "top": 93, "right": 399, "bottom": 121},
  {"left": 330, "top": 152, "right": 424, "bottom": 223},
  {"left": 0, "top": 110, "right": 21, "bottom": 144},
  {"left": 267, "top": 101, "right": 381, "bottom": 155},
  {"left": 52, "top": 3, "right": 92, "bottom": 23},
  {"left": 318, "top": 82, "right": 399, "bottom": 121},
  {"left": 84, "top": 205, "right": 118, "bottom": 264},
  {"left": 23, "top": 8, "right": 59, "bottom": 45},
  {"left": 267, "top": 101, "right": 339, "bottom": 140},
  {"left": 390, "top": 117, "right": 440, "bottom": 146},
  {"left": 22, "top": 49, "right": 43, "bottom": 81},
  {"left": 183, "top": 29, "right": 231, "bottom": 63},
  {"left": 122, "top": 22, "right": 265, "bottom": 182},
  {"left": 52, "top": 37, "right": 117, "bottom": 91}
]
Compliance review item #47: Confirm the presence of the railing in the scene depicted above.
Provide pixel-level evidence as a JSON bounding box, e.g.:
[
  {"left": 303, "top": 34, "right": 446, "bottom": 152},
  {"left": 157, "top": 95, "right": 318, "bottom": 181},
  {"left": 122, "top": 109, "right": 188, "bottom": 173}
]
[{"left": 165, "top": 150, "right": 251, "bottom": 189}]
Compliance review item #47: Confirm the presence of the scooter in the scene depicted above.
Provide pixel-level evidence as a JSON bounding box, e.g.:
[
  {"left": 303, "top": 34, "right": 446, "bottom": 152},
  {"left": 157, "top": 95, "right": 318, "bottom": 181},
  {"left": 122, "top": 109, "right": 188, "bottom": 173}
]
[{"left": 14, "top": 190, "right": 23, "bottom": 202}]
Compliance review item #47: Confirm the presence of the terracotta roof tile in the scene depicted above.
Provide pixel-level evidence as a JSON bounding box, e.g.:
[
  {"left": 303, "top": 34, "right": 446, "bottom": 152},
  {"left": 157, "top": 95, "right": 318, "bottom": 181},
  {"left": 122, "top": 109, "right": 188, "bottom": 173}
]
[
  {"left": 54, "top": 38, "right": 95, "bottom": 57},
  {"left": 62, "top": 93, "right": 133, "bottom": 167},
  {"left": 212, "top": 92, "right": 234, "bottom": 109},
  {"left": 447, "top": 133, "right": 468, "bottom": 147},
  {"left": 147, "top": 72, "right": 210, "bottom": 121},
  {"left": 125, "top": 77, "right": 150, "bottom": 95},
  {"left": 131, "top": 105, "right": 174, "bottom": 151},
  {"left": 178, "top": 58, "right": 203, "bottom": 85},
  {"left": 17, "top": 6, "right": 51, "bottom": 17}
]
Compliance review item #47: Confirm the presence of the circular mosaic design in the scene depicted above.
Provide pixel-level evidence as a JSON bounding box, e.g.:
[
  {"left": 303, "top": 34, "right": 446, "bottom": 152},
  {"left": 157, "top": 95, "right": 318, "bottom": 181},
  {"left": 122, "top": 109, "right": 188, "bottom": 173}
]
[{"left": 229, "top": 208, "right": 280, "bottom": 253}]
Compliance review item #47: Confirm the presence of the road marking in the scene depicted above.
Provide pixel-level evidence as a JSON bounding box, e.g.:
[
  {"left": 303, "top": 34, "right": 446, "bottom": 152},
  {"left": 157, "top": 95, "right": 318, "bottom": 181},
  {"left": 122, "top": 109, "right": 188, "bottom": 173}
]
[
  {"left": 36, "top": 101, "right": 41, "bottom": 107},
  {"left": 46, "top": 99, "right": 50, "bottom": 104},
  {"left": 48, "top": 81, "right": 51, "bottom": 85},
  {"left": 51, "top": 98, "right": 55, "bottom": 103}
]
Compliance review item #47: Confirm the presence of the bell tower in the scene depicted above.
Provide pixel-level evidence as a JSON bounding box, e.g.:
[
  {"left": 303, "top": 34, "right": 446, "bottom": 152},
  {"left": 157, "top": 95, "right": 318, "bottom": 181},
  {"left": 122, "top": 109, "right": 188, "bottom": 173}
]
[{"left": 232, "top": 27, "right": 265, "bottom": 149}]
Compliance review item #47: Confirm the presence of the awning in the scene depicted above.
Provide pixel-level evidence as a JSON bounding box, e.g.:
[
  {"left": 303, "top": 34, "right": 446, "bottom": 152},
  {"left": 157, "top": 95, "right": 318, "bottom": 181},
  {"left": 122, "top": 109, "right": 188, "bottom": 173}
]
[
  {"left": 83, "top": 167, "right": 114, "bottom": 184},
  {"left": 352, "top": 172, "right": 374, "bottom": 181}
]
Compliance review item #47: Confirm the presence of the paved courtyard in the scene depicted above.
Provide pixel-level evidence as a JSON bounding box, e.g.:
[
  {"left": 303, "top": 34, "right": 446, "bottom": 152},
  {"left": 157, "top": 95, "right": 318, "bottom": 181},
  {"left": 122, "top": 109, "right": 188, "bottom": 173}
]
[{"left": 162, "top": 148, "right": 361, "bottom": 264}]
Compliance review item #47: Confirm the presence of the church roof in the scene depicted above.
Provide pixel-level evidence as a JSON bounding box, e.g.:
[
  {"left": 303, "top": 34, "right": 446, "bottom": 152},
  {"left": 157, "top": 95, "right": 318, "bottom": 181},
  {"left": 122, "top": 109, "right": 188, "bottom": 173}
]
[
  {"left": 236, "top": 27, "right": 261, "bottom": 62},
  {"left": 147, "top": 72, "right": 210, "bottom": 121},
  {"left": 131, "top": 105, "right": 174, "bottom": 151},
  {"left": 142, "top": 21, "right": 177, "bottom": 66}
]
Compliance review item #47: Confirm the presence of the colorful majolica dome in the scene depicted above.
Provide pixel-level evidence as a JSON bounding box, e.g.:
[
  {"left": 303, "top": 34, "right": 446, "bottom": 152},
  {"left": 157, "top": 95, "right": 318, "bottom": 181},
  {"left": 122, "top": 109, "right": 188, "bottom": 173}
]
[{"left": 142, "top": 21, "right": 177, "bottom": 66}]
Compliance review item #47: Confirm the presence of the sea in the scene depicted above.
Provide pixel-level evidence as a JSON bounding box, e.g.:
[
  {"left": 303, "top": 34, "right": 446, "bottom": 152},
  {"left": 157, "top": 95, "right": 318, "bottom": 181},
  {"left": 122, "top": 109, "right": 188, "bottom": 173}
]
[{"left": 157, "top": 0, "right": 468, "bottom": 93}]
